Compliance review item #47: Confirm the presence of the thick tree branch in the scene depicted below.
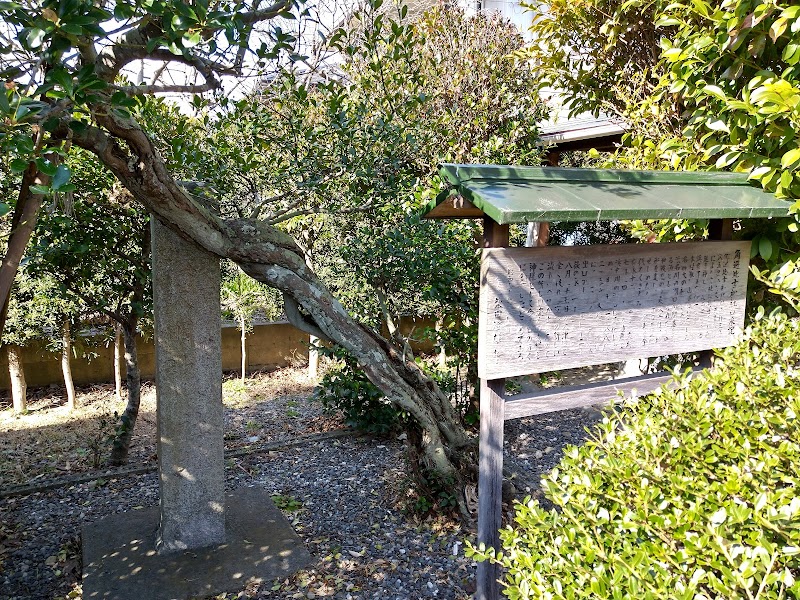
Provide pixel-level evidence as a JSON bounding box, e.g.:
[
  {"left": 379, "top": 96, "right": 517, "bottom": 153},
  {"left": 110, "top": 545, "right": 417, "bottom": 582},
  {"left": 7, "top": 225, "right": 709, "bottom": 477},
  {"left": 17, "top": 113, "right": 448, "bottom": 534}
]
[{"left": 112, "top": 80, "right": 219, "bottom": 95}]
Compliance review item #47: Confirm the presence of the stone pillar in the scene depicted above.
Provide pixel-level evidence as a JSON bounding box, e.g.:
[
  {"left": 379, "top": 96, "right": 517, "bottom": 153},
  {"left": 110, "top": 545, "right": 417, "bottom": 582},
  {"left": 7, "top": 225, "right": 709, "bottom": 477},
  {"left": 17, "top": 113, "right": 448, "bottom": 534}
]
[{"left": 151, "top": 218, "right": 225, "bottom": 553}]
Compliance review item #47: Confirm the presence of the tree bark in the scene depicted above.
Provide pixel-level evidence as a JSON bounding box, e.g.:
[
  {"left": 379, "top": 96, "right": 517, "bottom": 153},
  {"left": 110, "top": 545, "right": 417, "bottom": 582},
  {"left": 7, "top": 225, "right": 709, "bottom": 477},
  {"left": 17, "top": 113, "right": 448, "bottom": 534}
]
[
  {"left": 109, "top": 318, "right": 142, "bottom": 465},
  {"left": 6, "top": 344, "right": 27, "bottom": 413},
  {"left": 240, "top": 312, "right": 247, "bottom": 381},
  {"left": 70, "top": 112, "right": 478, "bottom": 518},
  {"left": 308, "top": 335, "right": 319, "bottom": 379},
  {"left": 0, "top": 160, "right": 53, "bottom": 336},
  {"left": 114, "top": 323, "right": 124, "bottom": 401},
  {"left": 61, "top": 318, "right": 77, "bottom": 410}
]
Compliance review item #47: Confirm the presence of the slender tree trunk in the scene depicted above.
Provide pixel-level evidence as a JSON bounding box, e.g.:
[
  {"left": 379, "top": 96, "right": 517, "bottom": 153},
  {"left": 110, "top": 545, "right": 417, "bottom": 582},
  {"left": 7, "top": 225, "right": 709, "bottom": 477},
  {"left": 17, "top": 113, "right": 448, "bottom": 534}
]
[
  {"left": 71, "top": 114, "right": 478, "bottom": 518},
  {"left": 436, "top": 317, "right": 447, "bottom": 369},
  {"left": 240, "top": 312, "right": 246, "bottom": 381},
  {"left": 5, "top": 344, "right": 27, "bottom": 413},
  {"left": 304, "top": 252, "right": 319, "bottom": 379},
  {"left": 308, "top": 335, "right": 319, "bottom": 379},
  {"left": 114, "top": 323, "right": 123, "bottom": 401},
  {"left": 61, "top": 318, "right": 76, "bottom": 410},
  {"left": 109, "top": 318, "right": 141, "bottom": 465},
  {"left": 0, "top": 155, "right": 55, "bottom": 338}
]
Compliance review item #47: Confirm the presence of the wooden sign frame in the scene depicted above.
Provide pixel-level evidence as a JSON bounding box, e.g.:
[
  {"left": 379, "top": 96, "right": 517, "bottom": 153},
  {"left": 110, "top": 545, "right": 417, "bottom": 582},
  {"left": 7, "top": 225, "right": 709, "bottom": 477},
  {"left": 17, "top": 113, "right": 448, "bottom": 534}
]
[{"left": 475, "top": 218, "right": 746, "bottom": 600}]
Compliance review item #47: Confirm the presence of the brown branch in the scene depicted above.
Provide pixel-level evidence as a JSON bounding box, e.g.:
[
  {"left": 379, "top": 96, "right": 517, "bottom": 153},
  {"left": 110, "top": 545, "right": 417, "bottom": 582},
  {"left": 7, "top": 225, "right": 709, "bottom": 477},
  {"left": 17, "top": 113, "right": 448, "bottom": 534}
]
[
  {"left": 90, "top": 1, "right": 292, "bottom": 83},
  {"left": 111, "top": 80, "right": 219, "bottom": 95},
  {"left": 239, "top": 0, "right": 294, "bottom": 24},
  {"left": 283, "top": 293, "right": 330, "bottom": 342}
]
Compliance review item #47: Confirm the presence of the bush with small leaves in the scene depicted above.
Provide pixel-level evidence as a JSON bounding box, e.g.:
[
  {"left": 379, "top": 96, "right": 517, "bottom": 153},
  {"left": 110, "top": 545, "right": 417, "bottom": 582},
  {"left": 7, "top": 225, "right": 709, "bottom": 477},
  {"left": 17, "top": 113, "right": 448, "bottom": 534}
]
[
  {"left": 469, "top": 310, "right": 800, "bottom": 599},
  {"left": 314, "top": 348, "right": 407, "bottom": 435}
]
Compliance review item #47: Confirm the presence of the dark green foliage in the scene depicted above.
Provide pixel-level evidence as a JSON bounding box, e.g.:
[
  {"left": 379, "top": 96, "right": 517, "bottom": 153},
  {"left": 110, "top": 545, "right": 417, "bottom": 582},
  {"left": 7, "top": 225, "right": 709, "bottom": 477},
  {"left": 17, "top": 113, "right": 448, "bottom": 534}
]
[
  {"left": 315, "top": 348, "right": 407, "bottom": 435},
  {"left": 469, "top": 311, "right": 800, "bottom": 599},
  {"left": 402, "top": 465, "right": 459, "bottom": 516}
]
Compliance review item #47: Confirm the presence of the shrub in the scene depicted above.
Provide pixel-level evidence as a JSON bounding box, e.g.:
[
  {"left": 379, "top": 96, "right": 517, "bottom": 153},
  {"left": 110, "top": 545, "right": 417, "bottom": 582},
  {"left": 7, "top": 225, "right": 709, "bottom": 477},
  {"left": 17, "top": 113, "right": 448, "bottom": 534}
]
[
  {"left": 315, "top": 349, "right": 407, "bottom": 435},
  {"left": 469, "top": 311, "right": 800, "bottom": 600}
]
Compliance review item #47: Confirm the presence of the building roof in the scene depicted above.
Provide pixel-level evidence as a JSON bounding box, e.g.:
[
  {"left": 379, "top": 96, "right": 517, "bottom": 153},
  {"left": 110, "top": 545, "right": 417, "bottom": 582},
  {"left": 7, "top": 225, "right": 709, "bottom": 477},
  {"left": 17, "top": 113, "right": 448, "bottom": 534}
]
[
  {"left": 537, "top": 114, "right": 626, "bottom": 151},
  {"left": 424, "top": 163, "right": 792, "bottom": 224}
]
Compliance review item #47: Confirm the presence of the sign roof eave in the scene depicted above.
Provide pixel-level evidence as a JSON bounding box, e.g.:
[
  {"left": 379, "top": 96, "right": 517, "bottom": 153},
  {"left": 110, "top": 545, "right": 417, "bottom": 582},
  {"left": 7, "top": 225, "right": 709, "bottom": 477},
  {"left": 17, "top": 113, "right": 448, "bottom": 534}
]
[{"left": 426, "top": 163, "right": 792, "bottom": 223}]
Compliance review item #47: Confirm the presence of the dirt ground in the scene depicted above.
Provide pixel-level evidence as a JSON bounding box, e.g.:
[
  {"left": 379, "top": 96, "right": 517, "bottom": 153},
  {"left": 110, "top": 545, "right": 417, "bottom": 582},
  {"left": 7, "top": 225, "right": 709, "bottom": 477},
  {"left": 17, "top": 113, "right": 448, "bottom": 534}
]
[{"left": 0, "top": 367, "right": 340, "bottom": 489}]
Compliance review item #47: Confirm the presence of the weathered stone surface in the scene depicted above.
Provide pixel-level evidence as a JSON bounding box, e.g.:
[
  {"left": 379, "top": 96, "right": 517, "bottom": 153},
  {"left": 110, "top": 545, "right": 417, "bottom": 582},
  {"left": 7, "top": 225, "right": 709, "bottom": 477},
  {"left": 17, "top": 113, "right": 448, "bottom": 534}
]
[
  {"left": 82, "top": 487, "right": 312, "bottom": 600},
  {"left": 151, "top": 219, "right": 225, "bottom": 552}
]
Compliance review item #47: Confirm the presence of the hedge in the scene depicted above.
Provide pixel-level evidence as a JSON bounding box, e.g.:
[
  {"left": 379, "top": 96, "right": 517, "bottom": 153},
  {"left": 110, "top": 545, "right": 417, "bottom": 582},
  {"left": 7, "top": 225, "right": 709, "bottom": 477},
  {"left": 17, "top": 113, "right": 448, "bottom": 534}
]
[{"left": 469, "top": 310, "right": 800, "bottom": 600}]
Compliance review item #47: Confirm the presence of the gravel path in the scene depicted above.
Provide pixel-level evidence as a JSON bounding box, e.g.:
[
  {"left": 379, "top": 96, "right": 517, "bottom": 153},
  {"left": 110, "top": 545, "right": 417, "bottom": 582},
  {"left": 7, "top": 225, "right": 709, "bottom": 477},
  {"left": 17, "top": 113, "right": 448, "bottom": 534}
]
[{"left": 0, "top": 374, "right": 606, "bottom": 600}]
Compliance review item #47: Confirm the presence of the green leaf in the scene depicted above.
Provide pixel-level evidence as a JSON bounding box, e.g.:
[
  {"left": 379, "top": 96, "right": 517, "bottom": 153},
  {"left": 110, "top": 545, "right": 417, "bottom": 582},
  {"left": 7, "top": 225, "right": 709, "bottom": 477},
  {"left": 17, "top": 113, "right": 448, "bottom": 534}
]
[
  {"left": 25, "top": 27, "right": 46, "bottom": 49},
  {"left": 759, "top": 237, "right": 773, "bottom": 261},
  {"left": 51, "top": 164, "right": 70, "bottom": 191},
  {"left": 145, "top": 36, "right": 163, "bottom": 53},
  {"left": 0, "top": 203, "right": 10, "bottom": 218},
  {"left": 706, "top": 119, "right": 730, "bottom": 133},
  {"left": 716, "top": 151, "right": 741, "bottom": 168},
  {"left": 10, "top": 158, "right": 29, "bottom": 173},
  {"left": 35, "top": 157, "right": 58, "bottom": 176},
  {"left": 68, "top": 120, "right": 88, "bottom": 134},
  {"left": 702, "top": 84, "right": 727, "bottom": 101},
  {"left": 781, "top": 148, "right": 800, "bottom": 170},
  {"left": 29, "top": 184, "right": 50, "bottom": 195},
  {"left": 184, "top": 31, "right": 202, "bottom": 48}
]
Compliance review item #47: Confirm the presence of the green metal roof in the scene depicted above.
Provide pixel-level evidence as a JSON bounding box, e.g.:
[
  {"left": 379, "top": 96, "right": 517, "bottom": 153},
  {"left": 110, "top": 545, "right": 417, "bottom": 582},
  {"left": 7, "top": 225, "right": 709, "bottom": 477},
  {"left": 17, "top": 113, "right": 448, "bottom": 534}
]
[{"left": 424, "top": 163, "right": 791, "bottom": 224}]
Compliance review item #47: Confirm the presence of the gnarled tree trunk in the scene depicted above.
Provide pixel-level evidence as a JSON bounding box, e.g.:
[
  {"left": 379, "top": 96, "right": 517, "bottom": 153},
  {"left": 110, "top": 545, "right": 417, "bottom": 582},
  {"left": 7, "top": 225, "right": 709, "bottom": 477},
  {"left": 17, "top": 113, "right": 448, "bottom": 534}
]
[
  {"left": 69, "top": 111, "right": 478, "bottom": 518},
  {"left": 109, "top": 318, "right": 142, "bottom": 465}
]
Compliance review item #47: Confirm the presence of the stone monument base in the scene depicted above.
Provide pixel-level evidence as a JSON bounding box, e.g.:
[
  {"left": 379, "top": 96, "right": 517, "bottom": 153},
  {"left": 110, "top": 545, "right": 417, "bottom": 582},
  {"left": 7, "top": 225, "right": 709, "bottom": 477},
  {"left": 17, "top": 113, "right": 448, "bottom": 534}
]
[{"left": 82, "top": 487, "right": 312, "bottom": 600}]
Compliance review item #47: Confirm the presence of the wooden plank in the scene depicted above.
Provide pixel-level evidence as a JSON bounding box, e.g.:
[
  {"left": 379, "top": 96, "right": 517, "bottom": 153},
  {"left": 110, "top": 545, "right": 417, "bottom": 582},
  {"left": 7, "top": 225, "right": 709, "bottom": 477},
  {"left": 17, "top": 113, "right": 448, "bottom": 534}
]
[
  {"left": 478, "top": 241, "right": 750, "bottom": 379},
  {"left": 503, "top": 370, "right": 694, "bottom": 420},
  {"left": 425, "top": 194, "right": 485, "bottom": 219},
  {"left": 709, "top": 218, "right": 734, "bottom": 241},
  {"left": 476, "top": 378, "right": 505, "bottom": 600},
  {"left": 701, "top": 219, "right": 734, "bottom": 368}
]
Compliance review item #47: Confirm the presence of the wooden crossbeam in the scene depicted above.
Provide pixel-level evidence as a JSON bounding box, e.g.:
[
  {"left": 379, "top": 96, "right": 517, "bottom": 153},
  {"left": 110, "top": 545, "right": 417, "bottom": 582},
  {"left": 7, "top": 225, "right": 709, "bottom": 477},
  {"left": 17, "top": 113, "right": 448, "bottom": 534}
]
[{"left": 503, "top": 369, "right": 700, "bottom": 421}]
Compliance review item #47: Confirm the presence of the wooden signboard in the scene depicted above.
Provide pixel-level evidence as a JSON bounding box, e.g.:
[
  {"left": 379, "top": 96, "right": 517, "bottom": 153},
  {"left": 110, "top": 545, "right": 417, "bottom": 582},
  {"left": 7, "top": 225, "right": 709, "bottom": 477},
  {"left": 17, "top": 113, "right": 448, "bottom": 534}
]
[{"left": 478, "top": 241, "right": 749, "bottom": 380}]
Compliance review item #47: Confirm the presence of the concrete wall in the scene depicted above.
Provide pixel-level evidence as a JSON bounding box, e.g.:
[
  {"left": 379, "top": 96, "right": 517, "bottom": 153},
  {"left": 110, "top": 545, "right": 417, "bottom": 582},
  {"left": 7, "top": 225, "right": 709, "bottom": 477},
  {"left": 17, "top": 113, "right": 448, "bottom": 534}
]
[
  {"left": 0, "top": 316, "right": 441, "bottom": 391},
  {"left": 0, "top": 322, "right": 310, "bottom": 391}
]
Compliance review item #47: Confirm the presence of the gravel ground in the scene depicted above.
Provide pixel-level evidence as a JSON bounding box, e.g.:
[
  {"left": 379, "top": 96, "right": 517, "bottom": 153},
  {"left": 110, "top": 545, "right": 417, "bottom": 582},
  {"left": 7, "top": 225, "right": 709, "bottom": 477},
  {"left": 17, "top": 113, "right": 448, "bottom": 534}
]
[{"left": 0, "top": 369, "right": 607, "bottom": 600}]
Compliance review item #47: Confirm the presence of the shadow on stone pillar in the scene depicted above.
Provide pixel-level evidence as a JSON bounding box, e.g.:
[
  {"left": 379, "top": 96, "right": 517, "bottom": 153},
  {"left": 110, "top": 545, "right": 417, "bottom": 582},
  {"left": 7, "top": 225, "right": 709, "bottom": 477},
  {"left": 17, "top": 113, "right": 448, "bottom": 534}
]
[{"left": 151, "top": 218, "right": 226, "bottom": 552}]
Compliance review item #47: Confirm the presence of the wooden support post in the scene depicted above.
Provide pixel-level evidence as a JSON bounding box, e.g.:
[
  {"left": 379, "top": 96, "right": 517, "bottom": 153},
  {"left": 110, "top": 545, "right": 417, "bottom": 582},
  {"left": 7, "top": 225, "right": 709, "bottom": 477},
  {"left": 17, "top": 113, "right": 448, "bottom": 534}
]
[
  {"left": 477, "top": 216, "right": 510, "bottom": 600},
  {"left": 709, "top": 218, "right": 734, "bottom": 241},
  {"left": 701, "top": 218, "right": 734, "bottom": 368},
  {"left": 477, "top": 378, "right": 505, "bottom": 600}
]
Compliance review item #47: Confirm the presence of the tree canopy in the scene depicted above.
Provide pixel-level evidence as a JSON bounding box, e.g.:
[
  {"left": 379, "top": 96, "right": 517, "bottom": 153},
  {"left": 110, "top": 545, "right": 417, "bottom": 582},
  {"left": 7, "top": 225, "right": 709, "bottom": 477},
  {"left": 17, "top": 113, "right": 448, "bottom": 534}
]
[{"left": 0, "top": 0, "right": 545, "bottom": 515}]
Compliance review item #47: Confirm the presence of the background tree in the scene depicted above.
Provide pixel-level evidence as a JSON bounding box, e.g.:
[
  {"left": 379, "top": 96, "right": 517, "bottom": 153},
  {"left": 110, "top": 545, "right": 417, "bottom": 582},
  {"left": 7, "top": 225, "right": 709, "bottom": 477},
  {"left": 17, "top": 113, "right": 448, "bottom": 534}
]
[
  {"left": 221, "top": 263, "right": 282, "bottom": 380},
  {"left": 1, "top": 270, "right": 81, "bottom": 412},
  {"left": 205, "top": 3, "right": 544, "bottom": 429},
  {"left": 526, "top": 0, "right": 798, "bottom": 309},
  {"left": 0, "top": 0, "right": 541, "bottom": 515},
  {"left": 27, "top": 150, "right": 152, "bottom": 465},
  {"left": 523, "top": 0, "right": 669, "bottom": 120}
]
